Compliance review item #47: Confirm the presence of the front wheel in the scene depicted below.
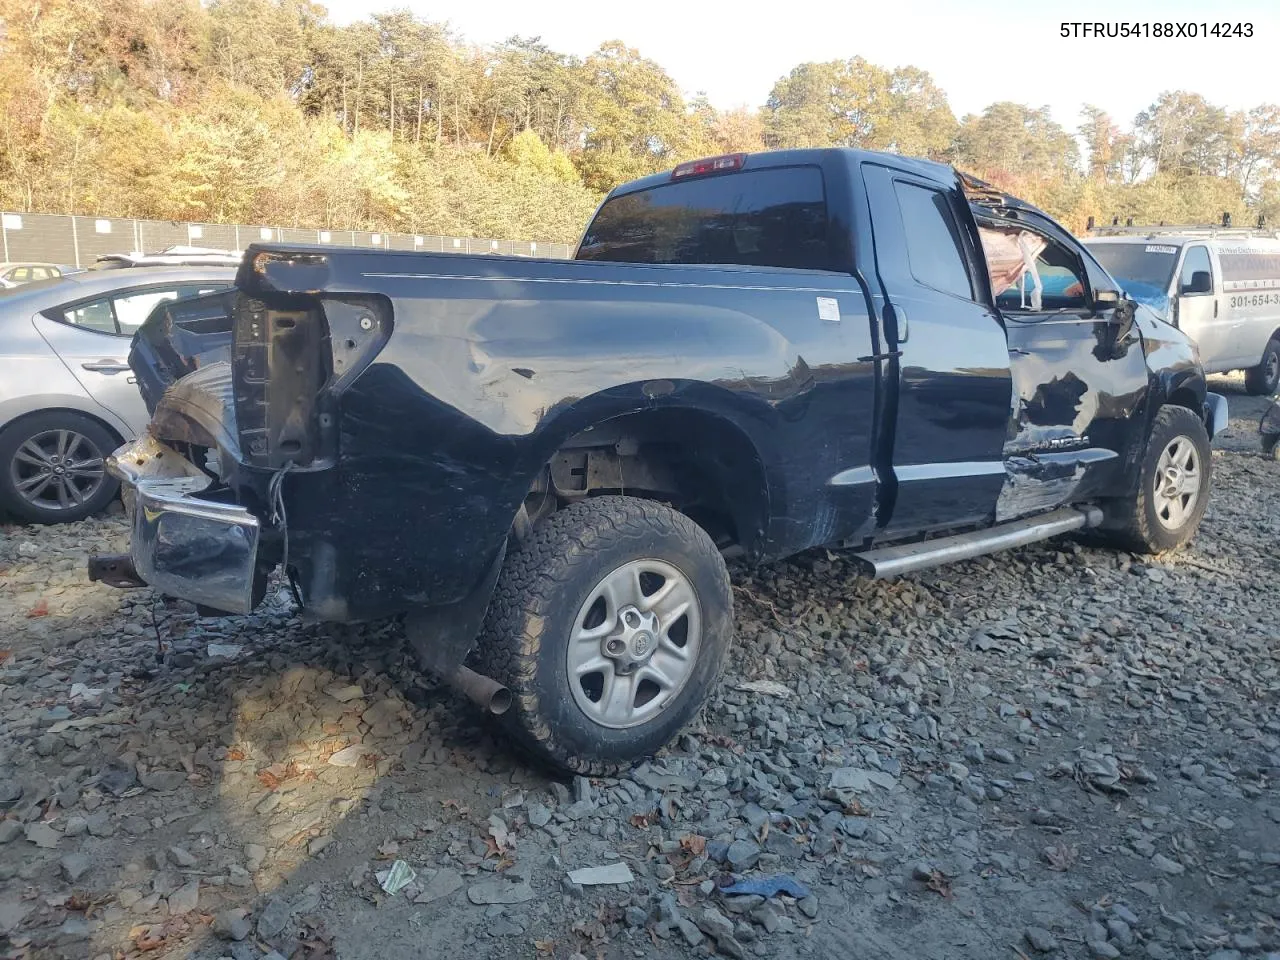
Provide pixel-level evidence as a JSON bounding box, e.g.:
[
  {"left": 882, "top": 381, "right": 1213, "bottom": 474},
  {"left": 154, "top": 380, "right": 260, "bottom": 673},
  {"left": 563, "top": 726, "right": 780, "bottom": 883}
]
[
  {"left": 476, "top": 496, "right": 733, "bottom": 775},
  {"left": 1101, "top": 404, "right": 1212, "bottom": 554},
  {"left": 1245, "top": 337, "right": 1280, "bottom": 396}
]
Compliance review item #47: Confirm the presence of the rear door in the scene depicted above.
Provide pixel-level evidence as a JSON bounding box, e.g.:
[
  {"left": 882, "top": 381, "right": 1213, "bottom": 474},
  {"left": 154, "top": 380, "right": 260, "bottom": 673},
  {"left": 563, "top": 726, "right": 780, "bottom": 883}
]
[
  {"left": 33, "top": 281, "right": 229, "bottom": 433},
  {"left": 862, "top": 165, "right": 1013, "bottom": 539}
]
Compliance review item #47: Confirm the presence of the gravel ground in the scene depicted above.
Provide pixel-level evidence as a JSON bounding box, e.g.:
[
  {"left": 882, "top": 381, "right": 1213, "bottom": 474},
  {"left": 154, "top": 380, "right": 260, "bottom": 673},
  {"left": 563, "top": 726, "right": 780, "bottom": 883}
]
[{"left": 1, "top": 381, "right": 1277, "bottom": 960}]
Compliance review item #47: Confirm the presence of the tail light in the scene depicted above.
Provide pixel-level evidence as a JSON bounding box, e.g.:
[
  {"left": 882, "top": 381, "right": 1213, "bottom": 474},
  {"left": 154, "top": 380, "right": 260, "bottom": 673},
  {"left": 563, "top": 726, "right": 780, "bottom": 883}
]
[{"left": 672, "top": 154, "right": 745, "bottom": 180}]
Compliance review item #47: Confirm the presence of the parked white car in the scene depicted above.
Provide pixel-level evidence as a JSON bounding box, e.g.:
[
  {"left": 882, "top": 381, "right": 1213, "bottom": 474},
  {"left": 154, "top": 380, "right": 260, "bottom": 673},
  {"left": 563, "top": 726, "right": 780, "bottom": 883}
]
[
  {"left": 1086, "top": 228, "right": 1280, "bottom": 395},
  {"left": 0, "top": 266, "right": 234, "bottom": 522},
  {"left": 0, "top": 262, "right": 81, "bottom": 288},
  {"left": 91, "top": 246, "right": 243, "bottom": 271}
]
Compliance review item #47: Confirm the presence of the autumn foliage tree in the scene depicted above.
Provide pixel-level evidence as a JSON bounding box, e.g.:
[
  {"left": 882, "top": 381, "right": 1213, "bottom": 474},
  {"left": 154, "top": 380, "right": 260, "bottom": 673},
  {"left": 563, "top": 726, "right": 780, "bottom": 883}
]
[{"left": 0, "top": 0, "right": 1276, "bottom": 242}]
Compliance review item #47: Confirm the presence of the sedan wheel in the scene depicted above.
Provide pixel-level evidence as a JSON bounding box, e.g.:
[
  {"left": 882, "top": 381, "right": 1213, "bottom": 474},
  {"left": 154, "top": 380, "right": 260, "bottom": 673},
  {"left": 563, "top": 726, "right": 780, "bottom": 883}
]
[
  {"left": 11, "top": 429, "right": 107, "bottom": 512},
  {"left": 0, "top": 413, "right": 121, "bottom": 523}
]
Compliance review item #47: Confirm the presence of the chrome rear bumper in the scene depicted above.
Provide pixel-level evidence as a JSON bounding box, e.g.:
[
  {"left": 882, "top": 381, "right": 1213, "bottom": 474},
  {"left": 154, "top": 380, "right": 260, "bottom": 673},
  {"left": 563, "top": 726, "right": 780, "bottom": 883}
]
[{"left": 106, "top": 436, "right": 260, "bottom": 614}]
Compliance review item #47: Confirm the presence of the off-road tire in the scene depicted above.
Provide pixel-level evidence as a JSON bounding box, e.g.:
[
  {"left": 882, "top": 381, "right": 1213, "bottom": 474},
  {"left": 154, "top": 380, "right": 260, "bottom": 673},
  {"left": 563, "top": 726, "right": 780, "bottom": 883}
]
[
  {"left": 476, "top": 495, "right": 732, "bottom": 775},
  {"left": 1101, "top": 404, "right": 1211, "bottom": 554},
  {"left": 1245, "top": 337, "right": 1280, "bottom": 396},
  {"left": 0, "top": 412, "right": 120, "bottom": 524}
]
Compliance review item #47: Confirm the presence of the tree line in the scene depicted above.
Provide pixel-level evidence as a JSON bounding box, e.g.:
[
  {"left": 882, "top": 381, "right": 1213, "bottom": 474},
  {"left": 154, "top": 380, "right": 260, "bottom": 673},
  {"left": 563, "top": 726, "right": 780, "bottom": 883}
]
[{"left": 1, "top": 0, "right": 1277, "bottom": 243}]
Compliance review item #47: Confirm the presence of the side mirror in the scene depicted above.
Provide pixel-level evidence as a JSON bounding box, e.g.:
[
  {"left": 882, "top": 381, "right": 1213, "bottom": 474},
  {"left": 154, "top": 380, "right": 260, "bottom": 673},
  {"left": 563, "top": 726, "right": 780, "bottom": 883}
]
[
  {"left": 1096, "top": 288, "right": 1136, "bottom": 328},
  {"left": 1112, "top": 298, "right": 1136, "bottom": 328},
  {"left": 1181, "top": 270, "right": 1212, "bottom": 295}
]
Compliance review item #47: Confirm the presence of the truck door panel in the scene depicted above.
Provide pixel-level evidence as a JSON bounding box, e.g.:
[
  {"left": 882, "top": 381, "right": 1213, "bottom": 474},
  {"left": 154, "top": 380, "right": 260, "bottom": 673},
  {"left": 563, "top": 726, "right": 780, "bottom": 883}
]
[
  {"left": 861, "top": 165, "right": 1013, "bottom": 539},
  {"left": 991, "top": 225, "right": 1149, "bottom": 518}
]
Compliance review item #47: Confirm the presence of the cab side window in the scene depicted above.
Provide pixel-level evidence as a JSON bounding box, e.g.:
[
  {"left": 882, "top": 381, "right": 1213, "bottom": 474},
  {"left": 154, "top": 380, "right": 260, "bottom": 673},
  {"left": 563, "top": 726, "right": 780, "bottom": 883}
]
[
  {"left": 1178, "top": 246, "right": 1213, "bottom": 295},
  {"left": 980, "top": 225, "right": 1089, "bottom": 316},
  {"left": 892, "top": 181, "right": 975, "bottom": 300}
]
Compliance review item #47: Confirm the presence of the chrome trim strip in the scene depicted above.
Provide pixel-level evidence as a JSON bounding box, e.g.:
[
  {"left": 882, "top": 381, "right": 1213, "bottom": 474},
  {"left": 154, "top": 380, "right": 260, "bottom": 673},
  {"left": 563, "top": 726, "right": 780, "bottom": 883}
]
[
  {"left": 359, "top": 271, "right": 856, "bottom": 295},
  {"left": 895, "top": 461, "right": 1007, "bottom": 482},
  {"left": 830, "top": 460, "right": 1007, "bottom": 487},
  {"left": 827, "top": 465, "right": 876, "bottom": 487}
]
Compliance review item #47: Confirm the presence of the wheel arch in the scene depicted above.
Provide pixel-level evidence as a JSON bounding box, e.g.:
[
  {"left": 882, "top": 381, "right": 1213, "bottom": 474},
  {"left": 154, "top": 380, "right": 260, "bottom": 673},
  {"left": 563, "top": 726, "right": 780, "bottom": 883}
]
[
  {"left": 0, "top": 402, "right": 130, "bottom": 447},
  {"left": 524, "top": 401, "right": 774, "bottom": 558}
]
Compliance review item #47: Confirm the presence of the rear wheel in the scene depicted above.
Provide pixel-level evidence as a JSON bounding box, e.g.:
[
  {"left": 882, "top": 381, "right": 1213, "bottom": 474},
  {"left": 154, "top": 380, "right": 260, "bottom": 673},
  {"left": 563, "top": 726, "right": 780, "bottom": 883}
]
[
  {"left": 1245, "top": 337, "right": 1280, "bottom": 396},
  {"left": 1101, "top": 404, "right": 1211, "bottom": 554},
  {"left": 477, "top": 496, "right": 732, "bottom": 775},
  {"left": 0, "top": 412, "right": 120, "bottom": 524}
]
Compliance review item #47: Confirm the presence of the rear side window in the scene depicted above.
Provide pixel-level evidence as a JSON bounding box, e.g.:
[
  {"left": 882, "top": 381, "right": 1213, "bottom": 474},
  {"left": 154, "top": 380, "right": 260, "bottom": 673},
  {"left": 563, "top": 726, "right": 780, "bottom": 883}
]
[
  {"left": 112, "top": 289, "right": 183, "bottom": 334},
  {"left": 892, "top": 182, "right": 974, "bottom": 300},
  {"left": 577, "top": 166, "right": 833, "bottom": 270},
  {"left": 47, "top": 283, "right": 230, "bottom": 336},
  {"left": 63, "top": 298, "right": 118, "bottom": 333}
]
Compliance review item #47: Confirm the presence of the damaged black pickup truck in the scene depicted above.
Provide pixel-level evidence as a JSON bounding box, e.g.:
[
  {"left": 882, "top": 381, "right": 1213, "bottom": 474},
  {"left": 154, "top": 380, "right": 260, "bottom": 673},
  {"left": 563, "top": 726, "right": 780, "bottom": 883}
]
[{"left": 91, "top": 148, "right": 1227, "bottom": 774}]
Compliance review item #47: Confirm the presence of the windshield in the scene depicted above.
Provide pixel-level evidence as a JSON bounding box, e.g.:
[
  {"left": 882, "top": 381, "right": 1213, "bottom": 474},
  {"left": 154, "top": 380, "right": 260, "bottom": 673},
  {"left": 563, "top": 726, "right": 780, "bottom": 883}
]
[{"left": 1086, "top": 242, "right": 1178, "bottom": 315}]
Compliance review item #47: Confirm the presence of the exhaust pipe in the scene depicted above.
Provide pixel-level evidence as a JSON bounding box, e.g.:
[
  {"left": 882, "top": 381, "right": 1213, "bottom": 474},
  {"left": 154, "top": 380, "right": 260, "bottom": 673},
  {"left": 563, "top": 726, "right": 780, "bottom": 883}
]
[
  {"left": 87, "top": 554, "right": 148, "bottom": 589},
  {"left": 448, "top": 665, "right": 512, "bottom": 715}
]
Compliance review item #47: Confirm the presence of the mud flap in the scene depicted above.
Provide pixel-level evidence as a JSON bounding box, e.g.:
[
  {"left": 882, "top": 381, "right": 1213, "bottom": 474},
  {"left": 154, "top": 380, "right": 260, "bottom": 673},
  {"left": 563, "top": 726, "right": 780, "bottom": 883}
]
[
  {"left": 405, "top": 541, "right": 507, "bottom": 677},
  {"left": 1205, "top": 392, "right": 1228, "bottom": 438}
]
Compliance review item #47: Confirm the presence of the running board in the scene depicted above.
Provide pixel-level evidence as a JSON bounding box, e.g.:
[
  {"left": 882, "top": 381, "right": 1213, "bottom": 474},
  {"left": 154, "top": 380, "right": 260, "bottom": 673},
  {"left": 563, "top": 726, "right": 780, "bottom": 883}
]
[{"left": 852, "top": 505, "right": 1103, "bottom": 580}]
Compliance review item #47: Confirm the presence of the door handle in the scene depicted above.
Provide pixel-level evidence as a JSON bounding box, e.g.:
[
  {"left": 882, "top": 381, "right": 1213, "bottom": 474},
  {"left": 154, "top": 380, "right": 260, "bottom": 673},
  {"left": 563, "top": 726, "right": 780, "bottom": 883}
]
[
  {"left": 1214, "top": 299, "right": 1218, "bottom": 318},
  {"left": 82, "top": 361, "right": 131, "bottom": 373}
]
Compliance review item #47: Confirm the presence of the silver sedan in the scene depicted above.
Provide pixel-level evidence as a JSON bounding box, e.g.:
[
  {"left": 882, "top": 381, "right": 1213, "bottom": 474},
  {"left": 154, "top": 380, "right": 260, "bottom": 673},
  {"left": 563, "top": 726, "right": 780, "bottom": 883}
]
[{"left": 0, "top": 266, "right": 234, "bottom": 522}]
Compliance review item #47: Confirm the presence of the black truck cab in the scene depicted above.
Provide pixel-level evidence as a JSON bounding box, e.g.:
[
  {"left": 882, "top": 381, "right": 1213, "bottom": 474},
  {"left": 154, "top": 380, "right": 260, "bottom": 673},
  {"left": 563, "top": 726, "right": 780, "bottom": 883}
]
[{"left": 97, "top": 148, "right": 1225, "bottom": 773}]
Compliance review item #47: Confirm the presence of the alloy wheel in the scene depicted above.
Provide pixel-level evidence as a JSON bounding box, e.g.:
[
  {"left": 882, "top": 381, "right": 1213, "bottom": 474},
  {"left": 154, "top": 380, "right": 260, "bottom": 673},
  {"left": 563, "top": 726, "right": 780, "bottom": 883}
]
[{"left": 9, "top": 429, "right": 107, "bottom": 513}]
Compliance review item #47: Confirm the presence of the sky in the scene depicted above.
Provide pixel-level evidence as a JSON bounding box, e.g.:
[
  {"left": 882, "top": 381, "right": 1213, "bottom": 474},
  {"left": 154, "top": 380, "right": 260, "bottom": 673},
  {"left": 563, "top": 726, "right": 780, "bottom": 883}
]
[{"left": 319, "top": 0, "right": 1277, "bottom": 130}]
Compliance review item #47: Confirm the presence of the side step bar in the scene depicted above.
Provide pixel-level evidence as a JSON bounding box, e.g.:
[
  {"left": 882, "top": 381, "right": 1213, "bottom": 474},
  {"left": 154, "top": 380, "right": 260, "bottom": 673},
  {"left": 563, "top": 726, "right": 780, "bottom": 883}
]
[{"left": 852, "top": 505, "right": 1103, "bottom": 580}]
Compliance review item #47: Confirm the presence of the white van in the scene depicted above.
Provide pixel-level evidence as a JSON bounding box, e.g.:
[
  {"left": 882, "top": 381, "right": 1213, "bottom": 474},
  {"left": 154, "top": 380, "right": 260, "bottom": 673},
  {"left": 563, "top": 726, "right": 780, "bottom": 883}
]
[{"left": 1086, "top": 228, "right": 1280, "bottom": 395}]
